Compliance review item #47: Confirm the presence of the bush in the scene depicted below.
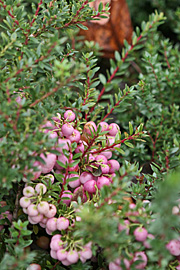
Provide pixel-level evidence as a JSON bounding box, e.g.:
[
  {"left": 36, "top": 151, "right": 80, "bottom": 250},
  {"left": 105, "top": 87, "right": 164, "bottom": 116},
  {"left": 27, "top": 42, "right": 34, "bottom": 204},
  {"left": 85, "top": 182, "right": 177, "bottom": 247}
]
[{"left": 0, "top": 1, "right": 180, "bottom": 270}]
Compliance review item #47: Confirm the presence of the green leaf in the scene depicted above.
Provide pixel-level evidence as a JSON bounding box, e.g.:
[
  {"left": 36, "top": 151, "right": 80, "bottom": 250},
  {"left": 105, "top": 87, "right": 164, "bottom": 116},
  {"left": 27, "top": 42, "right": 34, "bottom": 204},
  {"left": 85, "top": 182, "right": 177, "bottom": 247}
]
[
  {"left": 77, "top": 23, "right": 88, "bottom": 30},
  {"left": 129, "top": 122, "right": 133, "bottom": 135}
]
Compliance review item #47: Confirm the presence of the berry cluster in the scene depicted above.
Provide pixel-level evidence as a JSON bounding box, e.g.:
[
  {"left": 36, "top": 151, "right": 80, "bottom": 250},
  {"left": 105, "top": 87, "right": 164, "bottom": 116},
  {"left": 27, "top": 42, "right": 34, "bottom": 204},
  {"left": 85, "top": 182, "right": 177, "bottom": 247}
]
[
  {"left": 50, "top": 234, "right": 92, "bottom": 266},
  {"left": 19, "top": 110, "right": 122, "bottom": 266}
]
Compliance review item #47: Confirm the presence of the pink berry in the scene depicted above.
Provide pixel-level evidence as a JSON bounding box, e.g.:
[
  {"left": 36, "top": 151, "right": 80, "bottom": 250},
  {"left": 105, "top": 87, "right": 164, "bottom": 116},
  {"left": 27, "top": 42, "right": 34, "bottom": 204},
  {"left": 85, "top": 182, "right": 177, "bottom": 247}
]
[
  {"left": 101, "top": 151, "right": 112, "bottom": 160},
  {"left": 56, "top": 153, "right": 68, "bottom": 170},
  {"left": 143, "top": 234, "right": 155, "bottom": 249},
  {"left": 40, "top": 152, "right": 56, "bottom": 174},
  {"left": 118, "top": 220, "right": 130, "bottom": 235},
  {"left": 108, "top": 123, "right": 120, "bottom": 136},
  {"left": 28, "top": 215, "right": 39, "bottom": 225},
  {"left": 57, "top": 217, "right": 69, "bottom": 231},
  {"left": 19, "top": 197, "right": 31, "bottom": 208},
  {"left": 35, "top": 183, "right": 47, "bottom": 194},
  {"left": 133, "top": 251, "right": 147, "bottom": 269},
  {"left": 61, "top": 123, "right": 74, "bottom": 137},
  {"left": 75, "top": 142, "right": 85, "bottom": 153},
  {"left": 108, "top": 160, "right": 120, "bottom": 173},
  {"left": 97, "top": 176, "right": 110, "bottom": 189},
  {"left": 68, "top": 174, "right": 80, "bottom": 188},
  {"left": 166, "top": 239, "right": 180, "bottom": 256},
  {"left": 37, "top": 201, "right": 49, "bottom": 215},
  {"left": 45, "top": 204, "right": 57, "bottom": 218},
  {"left": 56, "top": 138, "right": 71, "bottom": 153},
  {"left": 97, "top": 122, "right": 109, "bottom": 132},
  {"left": 134, "top": 227, "right": 148, "bottom": 242},
  {"left": 101, "top": 164, "right": 110, "bottom": 174},
  {"left": 61, "top": 190, "right": 72, "bottom": 206},
  {"left": 57, "top": 249, "right": 68, "bottom": 261},
  {"left": 84, "top": 180, "right": 97, "bottom": 193},
  {"left": 64, "top": 110, "right": 76, "bottom": 122},
  {"left": 67, "top": 249, "right": 79, "bottom": 264},
  {"left": 109, "top": 261, "right": 122, "bottom": 270},
  {"left": 67, "top": 129, "right": 80, "bottom": 143},
  {"left": 23, "top": 186, "right": 35, "bottom": 198},
  {"left": 95, "top": 154, "right": 108, "bottom": 164},
  {"left": 84, "top": 121, "right": 97, "bottom": 135},
  {"left": 107, "top": 136, "right": 115, "bottom": 146},
  {"left": 80, "top": 172, "right": 93, "bottom": 184}
]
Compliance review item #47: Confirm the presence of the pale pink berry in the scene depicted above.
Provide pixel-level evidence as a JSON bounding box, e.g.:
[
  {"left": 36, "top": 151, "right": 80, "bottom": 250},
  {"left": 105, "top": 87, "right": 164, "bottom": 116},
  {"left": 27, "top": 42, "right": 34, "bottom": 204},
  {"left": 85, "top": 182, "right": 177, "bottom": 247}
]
[
  {"left": 44, "top": 174, "right": 54, "bottom": 184},
  {"left": 108, "top": 123, "right": 120, "bottom": 136},
  {"left": 133, "top": 251, "right": 147, "bottom": 269},
  {"left": 20, "top": 197, "right": 31, "bottom": 208},
  {"left": 23, "top": 186, "right": 35, "bottom": 198},
  {"left": 97, "top": 176, "right": 110, "bottom": 189},
  {"left": 108, "top": 160, "right": 120, "bottom": 173},
  {"left": 166, "top": 239, "right": 180, "bottom": 256},
  {"left": 64, "top": 110, "right": 76, "bottom": 122},
  {"left": 134, "top": 227, "right": 148, "bottom": 242},
  {"left": 45, "top": 204, "right": 57, "bottom": 218},
  {"left": 46, "top": 227, "right": 53, "bottom": 235},
  {"left": 61, "top": 123, "right": 74, "bottom": 137},
  {"left": 67, "top": 249, "right": 79, "bottom": 264},
  {"left": 46, "top": 217, "right": 57, "bottom": 232},
  {"left": 57, "top": 249, "right": 68, "bottom": 261},
  {"left": 61, "top": 259, "right": 72, "bottom": 266},
  {"left": 84, "top": 180, "right": 97, "bottom": 193},
  {"left": 37, "top": 201, "right": 49, "bottom": 215},
  {"left": 97, "top": 122, "right": 109, "bottom": 132},
  {"left": 50, "top": 238, "right": 64, "bottom": 251},
  {"left": 35, "top": 183, "right": 47, "bottom": 194},
  {"left": 57, "top": 217, "right": 69, "bottom": 231},
  {"left": 27, "top": 264, "right": 41, "bottom": 270},
  {"left": 80, "top": 172, "right": 93, "bottom": 184},
  {"left": 28, "top": 215, "right": 39, "bottom": 225},
  {"left": 80, "top": 247, "right": 92, "bottom": 260},
  {"left": 39, "top": 222, "right": 46, "bottom": 228},
  {"left": 30, "top": 213, "right": 43, "bottom": 223},
  {"left": 51, "top": 234, "right": 62, "bottom": 242},
  {"left": 32, "top": 161, "right": 42, "bottom": 180},
  {"left": 27, "top": 204, "right": 39, "bottom": 216},
  {"left": 50, "top": 249, "right": 58, "bottom": 259}
]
